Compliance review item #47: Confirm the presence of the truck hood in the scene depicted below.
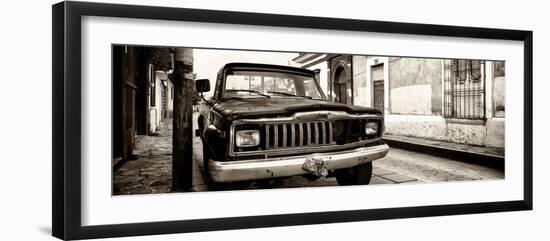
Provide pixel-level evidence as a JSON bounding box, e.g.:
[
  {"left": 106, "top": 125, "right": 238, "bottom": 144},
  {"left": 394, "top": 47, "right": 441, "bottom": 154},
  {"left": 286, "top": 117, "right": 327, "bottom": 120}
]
[{"left": 212, "top": 97, "right": 382, "bottom": 120}]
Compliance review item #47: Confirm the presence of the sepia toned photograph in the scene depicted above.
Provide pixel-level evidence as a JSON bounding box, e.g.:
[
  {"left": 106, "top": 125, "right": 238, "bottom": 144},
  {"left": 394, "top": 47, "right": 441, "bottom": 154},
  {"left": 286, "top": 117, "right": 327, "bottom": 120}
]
[{"left": 111, "top": 45, "right": 506, "bottom": 195}]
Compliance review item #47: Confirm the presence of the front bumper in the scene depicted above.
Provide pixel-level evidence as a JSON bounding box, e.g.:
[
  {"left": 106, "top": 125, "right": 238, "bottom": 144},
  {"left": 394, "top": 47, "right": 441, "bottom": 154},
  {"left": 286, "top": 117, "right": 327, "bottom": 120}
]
[{"left": 208, "top": 143, "right": 390, "bottom": 182}]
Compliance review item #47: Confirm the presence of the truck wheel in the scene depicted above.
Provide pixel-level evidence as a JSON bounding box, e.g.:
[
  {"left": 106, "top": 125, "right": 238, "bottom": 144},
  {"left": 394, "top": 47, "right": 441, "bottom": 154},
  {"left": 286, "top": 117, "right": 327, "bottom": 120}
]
[
  {"left": 202, "top": 141, "right": 246, "bottom": 190},
  {"left": 335, "top": 162, "right": 373, "bottom": 185},
  {"left": 202, "top": 141, "right": 222, "bottom": 190}
]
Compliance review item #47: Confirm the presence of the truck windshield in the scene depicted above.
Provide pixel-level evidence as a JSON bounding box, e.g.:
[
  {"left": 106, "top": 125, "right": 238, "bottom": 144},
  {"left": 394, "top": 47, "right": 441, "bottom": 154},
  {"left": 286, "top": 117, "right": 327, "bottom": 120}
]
[{"left": 224, "top": 70, "right": 326, "bottom": 100}]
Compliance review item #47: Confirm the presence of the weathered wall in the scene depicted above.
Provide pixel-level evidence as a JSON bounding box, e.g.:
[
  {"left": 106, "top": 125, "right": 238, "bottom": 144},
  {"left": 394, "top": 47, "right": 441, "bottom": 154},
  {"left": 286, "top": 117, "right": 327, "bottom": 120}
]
[
  {"left": 307, "top": 61, "right": 329, "bottom": 97},
  {"left": 493, "top": 76, "right": 506, "bottom": 118},
  {"left": 112, "top": 46, "right": 138, "bottom": 160},
  {"left": 391, "top": 84, "right": 432, "bottom": 114},
  {"left": 296, "top": 56, "right": 504, "bottom": 148},
  {"left": 352, "top": 56, "right": 368, "bottom": 107},
  {"left": 385, "top": 115, "right": 488, "bottom": 146},
  {"left": 385, "top": 115, "right": 447, "bottom": 139},
  {"left": 445, "top": 122, "right": 486, "bottom": 146},
  {"left": 486, "top": 118, "right": 505, "bottom": 148},
  {"left": 149, "top": 72, "right": 164, "bottom": 133},
  {"left": 389, "top": 58, "right": 442, "bottom": 115},
  {"left": 487, "top": 62, "right": 505, "bottom": 148}
]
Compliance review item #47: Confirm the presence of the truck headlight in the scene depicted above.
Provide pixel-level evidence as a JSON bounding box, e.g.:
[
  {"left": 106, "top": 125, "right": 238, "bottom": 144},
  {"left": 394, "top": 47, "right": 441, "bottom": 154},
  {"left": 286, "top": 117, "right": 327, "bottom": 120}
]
[
  {"left": 365, "top": 121, "right": 379, "bottom": 136},
  {"left": 235, "top": 130, "right": 260, "bottom": 147}
]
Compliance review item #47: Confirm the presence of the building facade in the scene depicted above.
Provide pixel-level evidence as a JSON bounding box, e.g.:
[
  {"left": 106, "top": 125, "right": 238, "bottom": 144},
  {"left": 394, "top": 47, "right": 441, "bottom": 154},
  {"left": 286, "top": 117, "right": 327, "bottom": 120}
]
[
  {"left": 291, "top": 54, "right": 505, "bottom": 148},
  {"left": 112, "top": 46, "right": 176, "bottom": 161},
  {"left": 149, "top": 71, "right": 174, "bottom": 134}
]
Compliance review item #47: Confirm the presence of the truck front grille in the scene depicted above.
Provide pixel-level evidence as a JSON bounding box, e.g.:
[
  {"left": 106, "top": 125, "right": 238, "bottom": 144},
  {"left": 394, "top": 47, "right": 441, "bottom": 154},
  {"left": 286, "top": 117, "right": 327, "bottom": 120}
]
[{"left": 265, "top": 122, "right": 333, "bottom": 149}]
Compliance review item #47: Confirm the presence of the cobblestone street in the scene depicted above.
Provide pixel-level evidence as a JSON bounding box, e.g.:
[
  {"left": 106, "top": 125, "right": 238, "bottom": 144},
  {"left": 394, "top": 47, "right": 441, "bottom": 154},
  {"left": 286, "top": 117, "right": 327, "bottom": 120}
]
[
  {"left": 113, "top": 113, "right": 504, "bottom": 195},
  {"left": 113, "top": 120, "right": 173, "bottom": 195}
]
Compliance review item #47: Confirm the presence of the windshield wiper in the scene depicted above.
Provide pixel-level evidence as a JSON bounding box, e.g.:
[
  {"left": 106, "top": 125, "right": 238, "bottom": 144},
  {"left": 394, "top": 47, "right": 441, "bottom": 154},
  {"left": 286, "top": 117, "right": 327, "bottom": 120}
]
[
  {"left": 266, "top": 91, "right": 312, "bottom": 99},
  {"left": 225, "top": 89, "right": 270, "bottom": 98}
]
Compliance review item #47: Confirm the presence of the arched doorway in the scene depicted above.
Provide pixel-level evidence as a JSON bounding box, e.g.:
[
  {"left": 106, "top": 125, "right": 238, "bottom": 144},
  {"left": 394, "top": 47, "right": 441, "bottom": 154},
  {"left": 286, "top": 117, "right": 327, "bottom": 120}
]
[{"left": 333, "top": 66, "right": 352, "bottom": 105}]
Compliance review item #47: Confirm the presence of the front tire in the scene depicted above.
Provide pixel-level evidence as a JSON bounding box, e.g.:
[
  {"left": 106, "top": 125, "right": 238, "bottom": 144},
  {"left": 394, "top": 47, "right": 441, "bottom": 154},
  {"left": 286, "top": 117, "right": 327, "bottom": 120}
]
[
  {"left": 202, "top": 141, "right": 250, "bottom": 190},
  {"left": 335, "top": 162, "right": 373, "bottom": 185},
  {"left": 201, "top": 140, "right": 222, "bottom": 190}
]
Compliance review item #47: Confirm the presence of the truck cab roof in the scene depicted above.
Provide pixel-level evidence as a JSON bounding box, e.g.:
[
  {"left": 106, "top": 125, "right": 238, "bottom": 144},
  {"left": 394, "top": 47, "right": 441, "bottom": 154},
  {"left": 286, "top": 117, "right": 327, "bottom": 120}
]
[{"left": 220, "top": 62, "right": 315, "bottom": 77}]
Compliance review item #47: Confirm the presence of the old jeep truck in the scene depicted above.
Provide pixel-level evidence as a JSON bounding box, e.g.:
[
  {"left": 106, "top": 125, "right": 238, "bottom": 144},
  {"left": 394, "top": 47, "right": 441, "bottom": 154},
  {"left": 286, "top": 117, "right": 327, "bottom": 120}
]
[{"left": 196, "top": 63, "right": 389, "bottom": 189}]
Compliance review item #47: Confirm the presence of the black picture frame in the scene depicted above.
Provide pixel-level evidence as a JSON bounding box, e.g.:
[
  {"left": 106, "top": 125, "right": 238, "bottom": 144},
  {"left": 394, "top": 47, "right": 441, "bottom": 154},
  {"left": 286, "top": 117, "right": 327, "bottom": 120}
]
[{"left": 52, "top": 1, "right": 533, "bottom": 240}]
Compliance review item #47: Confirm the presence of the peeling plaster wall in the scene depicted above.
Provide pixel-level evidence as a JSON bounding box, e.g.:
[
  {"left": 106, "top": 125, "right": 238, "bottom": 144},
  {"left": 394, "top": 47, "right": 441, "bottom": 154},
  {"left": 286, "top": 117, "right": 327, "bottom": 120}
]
[
  {"left": 389, "top": 58, "right": 442, "bottom": 115},
  {"left": 383, "top": 57, "right": 502, "bottom": 147},
  {"left": 493, "top": 76, "right": 506, "bottom": 118},
  {"left": 385, "top": 115, "right": 447, "bottom": 139},
  {"left": 352, "top": 56, "right": 368, "bottom": 107},
  {"left": 295, "top": 56, "right": 505, "bottom": 148},
  {"left": 445, "top": 122, "right": 486, "bottom": 146},
  {"left": 391, "top": 84, "right": 432, "bottom": 114},
  {"left": 486, "top": 118, "right": 505, "bottom": 148},
  {"left": 385, "top": 115, "right": 487, "bottom": 146}
]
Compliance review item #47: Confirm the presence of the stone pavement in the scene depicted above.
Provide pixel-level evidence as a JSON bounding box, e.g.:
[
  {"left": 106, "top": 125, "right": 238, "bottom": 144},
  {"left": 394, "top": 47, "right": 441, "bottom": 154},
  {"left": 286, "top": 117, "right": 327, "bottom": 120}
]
[
  {"left": 112, "top": 119, "right": 207, "bottom": 195},
  {"left": 384, "top": 134, "right": 504, "bottom": 157},
  {"left": 374, "top": 148, "right": 503, "bottom": 182},
  {"left": 113, "top": 120, "right": 173, "bottom": 195}
]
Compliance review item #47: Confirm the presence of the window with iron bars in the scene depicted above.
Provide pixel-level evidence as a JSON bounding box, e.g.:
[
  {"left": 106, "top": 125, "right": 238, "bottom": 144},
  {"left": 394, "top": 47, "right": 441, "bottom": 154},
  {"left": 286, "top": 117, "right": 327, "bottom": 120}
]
[{"left": 443, "top": 59, "right": 485, "bottom": 120}]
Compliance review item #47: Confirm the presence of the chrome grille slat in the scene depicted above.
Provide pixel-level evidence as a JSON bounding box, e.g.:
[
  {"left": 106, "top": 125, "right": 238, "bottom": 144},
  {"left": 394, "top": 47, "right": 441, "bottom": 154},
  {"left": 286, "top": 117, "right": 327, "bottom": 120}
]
[
  {"left": 282, "top": 124, "right": 287, "bottom": 148},
  {"left": 274, "top": 124, "right": 278, "bottom": 149},
  {"left": 306, "top": 122, "right": 311, "bottom": 146},
  {"left": 264, "top": 121, "right": 335, "bottom": 150},
  {"left": 265, "top": 125, "right": 270, "bottom": 148},
  {"left": 290, "top": 124, "right": 295, "bottom": 147},
  {"left": 328, "top": 121, "right": 333, "bottom": 144},
  {"left": 298, "top": 123, "right": 303, "bottom": 147},
  {"left": 314, "top": 122, "right": 319, "bottom": 145},
  {"left": 321, "top": 122, "right": 326, "bottom": 145}
]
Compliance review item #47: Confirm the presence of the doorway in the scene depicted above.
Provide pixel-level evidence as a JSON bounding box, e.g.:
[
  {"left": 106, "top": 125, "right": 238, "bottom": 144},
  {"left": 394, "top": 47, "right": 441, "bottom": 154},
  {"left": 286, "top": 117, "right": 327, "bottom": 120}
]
[
  {"left": 333, "top": 66, "right": 352, "bottom": 105},
  {"left": 371, "top": 64, "right": 384, "bottom": 113}
]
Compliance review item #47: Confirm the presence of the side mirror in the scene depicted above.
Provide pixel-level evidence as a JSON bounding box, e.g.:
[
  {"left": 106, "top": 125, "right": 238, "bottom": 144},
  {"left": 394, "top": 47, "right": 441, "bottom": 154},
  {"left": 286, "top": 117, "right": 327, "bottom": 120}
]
[{"left": 195, "top": 78, "right": 210, "bottom": 93}]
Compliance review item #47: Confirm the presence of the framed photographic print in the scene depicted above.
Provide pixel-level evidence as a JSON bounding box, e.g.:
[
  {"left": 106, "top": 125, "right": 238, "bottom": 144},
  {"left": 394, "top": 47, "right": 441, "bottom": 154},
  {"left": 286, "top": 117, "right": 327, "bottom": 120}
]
[{"left": 52, "top": 1, "right": 533, "bottom": 240}]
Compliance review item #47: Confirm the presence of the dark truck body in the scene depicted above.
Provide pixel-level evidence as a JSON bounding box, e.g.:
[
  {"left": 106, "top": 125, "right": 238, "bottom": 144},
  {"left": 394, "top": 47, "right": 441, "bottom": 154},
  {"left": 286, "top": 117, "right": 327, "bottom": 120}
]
[{"left": 196, "top": 63, "right": 389, "bottom": 187}]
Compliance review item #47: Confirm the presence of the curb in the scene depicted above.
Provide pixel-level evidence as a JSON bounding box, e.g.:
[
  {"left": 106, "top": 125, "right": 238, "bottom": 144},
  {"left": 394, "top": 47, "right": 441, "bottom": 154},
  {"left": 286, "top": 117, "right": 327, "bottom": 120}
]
[{"left": 382, "top": 137, "right": 504, "bottom": 170}]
